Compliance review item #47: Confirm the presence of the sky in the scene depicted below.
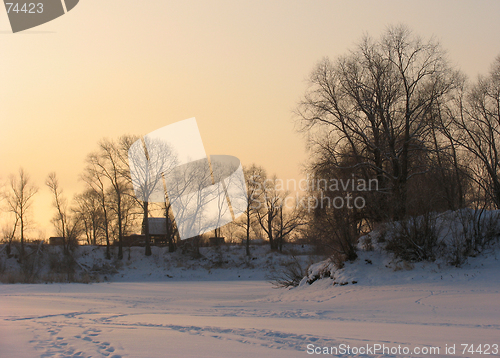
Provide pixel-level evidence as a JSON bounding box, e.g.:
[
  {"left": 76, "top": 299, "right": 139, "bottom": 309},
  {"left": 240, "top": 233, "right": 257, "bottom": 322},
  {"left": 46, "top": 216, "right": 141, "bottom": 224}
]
[{"left": 1, "top": 0, "right": 499, "bottom": 237}]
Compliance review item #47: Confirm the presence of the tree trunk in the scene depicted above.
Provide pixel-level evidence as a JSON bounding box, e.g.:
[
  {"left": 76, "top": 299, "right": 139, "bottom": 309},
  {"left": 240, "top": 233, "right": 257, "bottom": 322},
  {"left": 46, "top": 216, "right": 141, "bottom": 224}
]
[
  {"left": 20, "top": 215, "right": 25, "bottom": 261},
  {"left": 166, "top": 215, "right": 176, "bottom": 253},
  {"left": 278, "top": 207, "right": 283, "bottom": 252},
  {"left": 117, "top": 196, "right": 123, "bottom": 260},
  {"left": 245, "top": 210, "right": 250, "bottom": 256},
  {"left": 268, "top": 211, "right": 275, "bottom": 250},
  {"left": 144, "top": 201, "right": 151, "bottom": 256}
]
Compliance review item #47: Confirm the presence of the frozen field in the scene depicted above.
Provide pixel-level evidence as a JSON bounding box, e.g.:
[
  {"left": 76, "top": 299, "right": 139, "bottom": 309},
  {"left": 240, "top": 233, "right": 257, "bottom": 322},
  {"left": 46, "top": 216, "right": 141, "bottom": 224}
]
[
  {"left": 1, "top": 234, "right": 500, "bottom": 358},
  {"left": 1, "top": 275, "right": 499, "bottom": 358}
]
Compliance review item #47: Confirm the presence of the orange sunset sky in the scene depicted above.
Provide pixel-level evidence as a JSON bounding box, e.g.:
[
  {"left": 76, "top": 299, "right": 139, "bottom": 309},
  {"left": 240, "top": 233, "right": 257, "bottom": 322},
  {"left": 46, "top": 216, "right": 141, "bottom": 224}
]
[{"left": 1, "top": 0, "right": 499, "bottom": 237}]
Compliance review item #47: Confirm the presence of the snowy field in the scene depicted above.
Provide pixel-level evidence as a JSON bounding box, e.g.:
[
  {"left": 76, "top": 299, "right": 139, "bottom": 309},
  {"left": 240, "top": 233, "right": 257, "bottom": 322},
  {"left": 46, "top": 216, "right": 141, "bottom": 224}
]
[
  {"left": 1, "top": 226, "right": 500, "bottom": 358},
  {"left": 2, "top": 268, "right": 499, "bottom": 358}
]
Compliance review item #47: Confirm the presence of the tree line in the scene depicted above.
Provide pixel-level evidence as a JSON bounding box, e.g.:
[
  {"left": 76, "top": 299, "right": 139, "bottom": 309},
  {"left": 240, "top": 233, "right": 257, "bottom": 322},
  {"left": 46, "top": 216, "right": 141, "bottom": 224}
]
[
  {"left": 2, "top": 25, "right": 499, "bottom": 265},
  {"left": 0, "top": 138, "right": 307, "bottom": 261},
  {"left": 296, "top": 25, "right": 500, "bottom": 261}
]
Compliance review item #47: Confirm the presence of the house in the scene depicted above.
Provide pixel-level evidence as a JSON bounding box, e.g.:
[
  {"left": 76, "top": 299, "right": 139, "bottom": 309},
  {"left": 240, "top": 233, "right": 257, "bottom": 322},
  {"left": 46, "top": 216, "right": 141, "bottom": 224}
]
[
  {"left": 48, "top": 237, "right": 65, "bottom": 245},
  {"left": 122, "top": 234, "right": 145, "bottom": 247},
  {"left": 142, "top": 217, "right": 170, "bottom": 246},
  {"left": 121, "top": 218, "right": 172, "bottom": 247},
  {"left": 208, "top": 237, "right": 225, "bottom": 246},
  {"left": 147, "top": 218, "right": 167, "bottom": 235}
]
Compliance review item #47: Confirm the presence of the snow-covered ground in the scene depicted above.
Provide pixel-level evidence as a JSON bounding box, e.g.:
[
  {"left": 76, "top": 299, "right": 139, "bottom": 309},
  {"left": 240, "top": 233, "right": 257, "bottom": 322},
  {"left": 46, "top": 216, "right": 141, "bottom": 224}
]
[
  {"left": 2, "top": 212, "right": 500, "bottom": 358},
  {"left": 0, "top": 244, "right": 317, "bottom": 284},
  {"left": 2, "top": 247, "right": 499, "bottom": 358}
]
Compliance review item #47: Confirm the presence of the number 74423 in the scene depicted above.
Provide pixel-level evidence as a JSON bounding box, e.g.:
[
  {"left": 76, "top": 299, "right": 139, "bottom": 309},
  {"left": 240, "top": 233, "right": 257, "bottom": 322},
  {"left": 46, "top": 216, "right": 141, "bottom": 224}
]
[{"left": 5, "top": 3, "right": 43, "bottom": 14}]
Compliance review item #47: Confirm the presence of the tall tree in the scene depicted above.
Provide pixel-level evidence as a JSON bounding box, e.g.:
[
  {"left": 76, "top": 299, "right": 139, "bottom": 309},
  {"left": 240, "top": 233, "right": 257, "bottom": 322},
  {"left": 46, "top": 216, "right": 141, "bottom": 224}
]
[
  {"left": 46, "top": 172, "right": 71, "bottom": 253},
  {"left": 4, "top": 168, "right": 38, "bottom": 259},
  {"left": 82, "top": 156, "right": 112, "bottom": 259},
  {"left": 89, "top": 138, "right": 131, "bottom": 259},
  {"left": 127, "top": 136, "right": 176, "bottom": 256},
  {"left": 253, "top": 174, "right": 287, "bottom": 250},
  {"left": 73, "top": 188, "right": 104, "bottom": 245},
  {"left": 242, "top": 164, "right": 266, "bottom": 255},
  {"left": 452, "top": 56, "right": 500, "bottom": 208},
  {"left": 297, "top": 25, "right": 458, "bottom": 220}
]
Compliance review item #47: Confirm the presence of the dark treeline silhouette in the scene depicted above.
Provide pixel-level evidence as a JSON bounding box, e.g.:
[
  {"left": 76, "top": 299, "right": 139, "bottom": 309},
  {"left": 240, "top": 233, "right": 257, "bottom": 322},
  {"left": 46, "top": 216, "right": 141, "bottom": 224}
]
[
  {"left": 1, "top": 138, "right": 306, "bottom": 262},
  {"left": 296, "top": 25, "right": 500, "bottom": 262},
  {"left": 2, "top": 25, "right": 499, "bottom": 270}
]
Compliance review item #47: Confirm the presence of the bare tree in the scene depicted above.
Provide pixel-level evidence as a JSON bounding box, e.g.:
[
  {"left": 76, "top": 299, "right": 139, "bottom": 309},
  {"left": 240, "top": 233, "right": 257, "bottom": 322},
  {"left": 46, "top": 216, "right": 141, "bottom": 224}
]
[
  {"left": 451, "top": 56, "right": 500, "bottom": 208},
  {"left": 252, "top": 174, "right": 295, "bottom": 251},
  {"left": 253, "top": 174, "right": 277, "bottom": 250},
  {"left": 162, "top": 200, "right": 178, "bottom": 252},
  {"left": 82, "top": 157, "right": 112, "bottom": 259},
  {"left": 128, "top": 136, "right": 176, "bottom": 256},
  {"left": 87, "top": 138, "right": 135, "bottom": 260},
  {"left": 46, "top": 172, "right": 73, "bottom": 254},
  {"left": 101, "top": 139, "right": 126, "bottom": 259},
  {"left": 427, "top": 92, "right": 470, "bottom": 211},
  {"left": 274, "top": 200, "right": 307, "bottom": 252},
  {"left": 240, "top": 164, "right": 266, "bottom": 255},
  {"left": 297, "top": 25, "right": 458, "bottom": 220},
  {"left": 73, "top": 189, "right": 104, "bottom": 245},
  {"left": 3, "top": 168, "right": 38, "bottom": 259},
  {"left": 1, "top": 217, "right": 18, "bottom": 256},
  {"left": 165, "top": 159, "right": 220, "bottom": 241}
]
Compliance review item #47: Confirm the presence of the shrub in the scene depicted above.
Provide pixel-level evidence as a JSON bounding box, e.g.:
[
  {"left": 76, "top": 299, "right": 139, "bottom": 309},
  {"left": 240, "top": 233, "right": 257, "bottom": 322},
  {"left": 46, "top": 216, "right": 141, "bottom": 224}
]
[
  {"left": 447, "top": 209, "right": 500, "bottom": 266},
  {"left": 385, "top": 212, "right": 442, "bottom": 262},
  {"left": 268, "top": 255, "right": 305, "bottom": 288}
]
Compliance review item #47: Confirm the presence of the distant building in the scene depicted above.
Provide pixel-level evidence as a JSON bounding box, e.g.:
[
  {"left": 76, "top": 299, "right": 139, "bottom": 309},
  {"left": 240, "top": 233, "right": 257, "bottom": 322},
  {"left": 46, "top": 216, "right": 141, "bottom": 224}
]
[
  {"left": 122, "top": 234, "right": 145, "bottom": 247},
  {"left": 147, "top": 217, "right": 167, "bottom": 236},
  {"left": 124, "top": 218, "right": 222, "bottom": 247},
  {"left": 208, "top": 237, "right": 225, "bottom": 246},
  {"left": 142, "top": 217, "right": 169, "bottom": 246},
  {"left": 48, "top": 237, "right": 65, "bottom": 245}
]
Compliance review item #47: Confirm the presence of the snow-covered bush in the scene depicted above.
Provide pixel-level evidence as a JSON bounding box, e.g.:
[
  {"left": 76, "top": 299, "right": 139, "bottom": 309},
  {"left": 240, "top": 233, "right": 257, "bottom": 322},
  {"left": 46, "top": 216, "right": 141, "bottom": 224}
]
[
  {"left": 48, "top": 251, "right": 76, "bottom": 276},
  {"left": 268, "top": 255, "right": 306, "bottom": 288},
  {"left": 385, "top": 212, "right": 443, "bottom": 262},
  {"left": 380, "top": 209, "right": 500, "bottom": 265},
  {"left": 445, "top": 209, "right": 500, "bottom": 266},
  {"left": 301, "top": 259, "right": 337, "bottom": 286}
]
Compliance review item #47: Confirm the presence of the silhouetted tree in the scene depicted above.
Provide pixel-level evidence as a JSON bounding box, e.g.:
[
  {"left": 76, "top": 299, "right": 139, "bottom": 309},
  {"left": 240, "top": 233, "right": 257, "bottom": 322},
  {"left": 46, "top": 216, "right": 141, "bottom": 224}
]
[
  {"left": 46, "top": 172, "right": 77, "bottom": 254},
  {"left": 73, "top": 188, "right": 104, "bottom": 245},
  {"left": 451, "top": 56, "right": 500, "bottom": 209},
  {"left": 241, "top": 164, "right": 266, "bottom": 255},
  {"left": 82, "top": 155, "right": 112, "bottom": 259},
  {"left": 3, "top": 168, "right": 38, "bottom": 259},
  {"left": 127, "top": 136, "right": 176, "bottom": 256},
  {"left": 297, "top": 25, "right": 459, "bottom": 220}
]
